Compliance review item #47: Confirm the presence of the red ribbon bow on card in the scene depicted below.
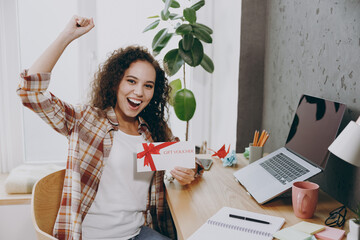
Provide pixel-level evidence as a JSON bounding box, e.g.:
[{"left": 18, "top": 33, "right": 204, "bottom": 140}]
[{"left": 137, "top": 142, "right": 177, "bottom": 171}]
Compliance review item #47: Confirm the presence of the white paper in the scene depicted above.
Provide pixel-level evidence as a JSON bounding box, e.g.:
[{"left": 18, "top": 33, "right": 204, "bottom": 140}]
[{"left": 136, "top": 141, "right": 195, "bottom": 172}]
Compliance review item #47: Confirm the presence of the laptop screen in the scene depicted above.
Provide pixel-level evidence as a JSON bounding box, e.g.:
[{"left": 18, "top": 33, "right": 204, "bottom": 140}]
[{"left": 285, "top": 95, "right": 346, "bottom": 170}]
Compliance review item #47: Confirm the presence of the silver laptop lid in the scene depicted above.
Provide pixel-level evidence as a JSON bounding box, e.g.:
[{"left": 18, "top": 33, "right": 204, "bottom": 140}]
[{"left": 285, "top": 95, "right": 346, "bottom": 170}]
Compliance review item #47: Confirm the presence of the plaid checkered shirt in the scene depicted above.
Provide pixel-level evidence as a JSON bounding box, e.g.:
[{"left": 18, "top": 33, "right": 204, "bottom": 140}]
[{"left": 17, "top": 71, "right": 176, "bottom": 240}]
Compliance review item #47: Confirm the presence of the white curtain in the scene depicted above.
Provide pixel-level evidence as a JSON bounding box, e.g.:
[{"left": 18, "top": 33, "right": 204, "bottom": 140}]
[
  {"left": 0, "top": 0, "right": 24, "bottom": 173},
  {"left": 191, "top": 0, "right": 241, "bottom": 150}
]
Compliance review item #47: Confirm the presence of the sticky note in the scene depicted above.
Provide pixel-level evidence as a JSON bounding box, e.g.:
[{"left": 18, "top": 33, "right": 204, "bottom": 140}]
[
  {"left": 292, "top": 221, "right": 326, "bottom": 235},
  {"left": 314, "top": 226, "right": 345, "bottom": 240},
  {"left": 273, "top": 227, "right": 313, "bottom": 240}
]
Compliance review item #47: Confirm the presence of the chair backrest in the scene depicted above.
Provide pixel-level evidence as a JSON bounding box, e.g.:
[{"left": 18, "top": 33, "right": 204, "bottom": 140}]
[{"left": 31, "top": 169, "right": 65, "bottom": 240}]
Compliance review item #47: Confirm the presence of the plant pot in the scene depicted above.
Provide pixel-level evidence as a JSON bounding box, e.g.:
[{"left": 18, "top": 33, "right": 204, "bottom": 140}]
[{"left": 348, "top": 219, "right": 360, "bottom": 240}]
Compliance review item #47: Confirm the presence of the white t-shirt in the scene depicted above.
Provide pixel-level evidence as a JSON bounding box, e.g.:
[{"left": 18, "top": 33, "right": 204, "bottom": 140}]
[{"left": 82, "top": 130, "right": 154, "bottom": 240}]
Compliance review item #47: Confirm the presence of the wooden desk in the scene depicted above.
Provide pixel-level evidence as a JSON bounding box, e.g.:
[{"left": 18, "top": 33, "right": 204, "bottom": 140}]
[{"left": 165, "top": 154, "right": 354, "bottom": 240}]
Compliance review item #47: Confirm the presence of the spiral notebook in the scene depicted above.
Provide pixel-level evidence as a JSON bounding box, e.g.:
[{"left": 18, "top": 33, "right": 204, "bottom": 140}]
[{"left": 188, "top": 207, "right": 285, "bottom": 240}]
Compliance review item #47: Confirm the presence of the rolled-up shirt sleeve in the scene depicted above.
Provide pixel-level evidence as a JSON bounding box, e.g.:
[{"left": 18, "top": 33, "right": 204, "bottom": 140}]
[{"left": 17, "top": 70, "right": 79, "bottom": 138}]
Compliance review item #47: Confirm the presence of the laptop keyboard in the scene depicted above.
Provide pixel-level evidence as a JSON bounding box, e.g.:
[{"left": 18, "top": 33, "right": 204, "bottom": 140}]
[{"left": 260, "top": 153, "right": 310, "bottom": 185}]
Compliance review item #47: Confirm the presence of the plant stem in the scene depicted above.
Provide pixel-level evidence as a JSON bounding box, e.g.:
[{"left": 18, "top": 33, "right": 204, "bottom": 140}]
[
  {"left": 186, "top": 120, "right": 189, "bottom": 141},
  {"left": 183, "top": 63, "right": 186, "bottom": 89},
  {"left": 183, "top": 64, "right": 188, "bottom": 141}
]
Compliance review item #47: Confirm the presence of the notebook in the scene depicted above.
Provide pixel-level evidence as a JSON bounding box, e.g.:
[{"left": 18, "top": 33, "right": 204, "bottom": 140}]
[
  {"left": 188, "top": 207, "right": 285, "bottom": 240},
  {"left": 234, "top": 95, "right": 346, "bottom": 204}
]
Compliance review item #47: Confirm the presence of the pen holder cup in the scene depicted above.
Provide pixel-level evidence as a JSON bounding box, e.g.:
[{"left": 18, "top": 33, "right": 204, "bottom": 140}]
[{"left": 249, "top": 143, "right": 263, "bottom": 164}]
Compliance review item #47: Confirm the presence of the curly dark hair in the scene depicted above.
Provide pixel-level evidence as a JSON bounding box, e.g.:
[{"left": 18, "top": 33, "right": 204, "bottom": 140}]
[{"left": 90, "top": 46, "right": 172, "bottom": 142}]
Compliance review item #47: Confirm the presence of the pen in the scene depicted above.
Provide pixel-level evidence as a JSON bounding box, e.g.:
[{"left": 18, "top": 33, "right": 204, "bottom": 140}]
[{"left": 229, "top": 214, "right": 270, "bottom": 224}]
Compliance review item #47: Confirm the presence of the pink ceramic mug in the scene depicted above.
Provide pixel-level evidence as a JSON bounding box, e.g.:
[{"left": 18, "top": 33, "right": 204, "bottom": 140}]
[{"left": 292, "top": 181, "right": 319, "bottom": 219}]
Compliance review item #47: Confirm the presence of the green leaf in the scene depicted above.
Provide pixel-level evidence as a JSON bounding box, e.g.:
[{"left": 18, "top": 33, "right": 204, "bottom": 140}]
[
  {"left": 183, "top": 8, "right": 197, "bottom": 24},
  {"left": 162, "top": 0, "right": 180, "bottom": 8},
  {"left": 143, "top": 19, "right": 160, "bottom": 33},
  {"left": 192, "top": 22, "right": 213, "bottom": 34},
  {"left": 163, "top": 0, "right": 173, "bottom": 11},
  {"left": 190, "top": 0, "right": 205, "bottom": 11},
  {"left": 182, "top": 34, "right": 194, "bottom": 51},
  {"left": 193, "top": 27, "right": 212, "bottom": 43},
  {"left": 169, "top": 13, "right": 180, "bottom": 20},
  {"left": 147, "top": 15, "right": 160, "bottom": 19},
  {"left": 172, "top": 15, "right": 184, "bottom": 21},
  {"left": 161, "top": 0, "right": 173, "bottom": 20},
  {"left": 161, "top": 10, "right": 170, "bottom": 20},
  {"left": 178, "top": 38, "right": 204, "bottom": 67},
  {"left": 152, "top": 33, "right": 173, "bottom": 56},
  {"left": 200, "top": 53, "right": 214, "bottom": 73},
  {"left": 169, "top": 79, "right": 182, "bottom": 106},
  {"left": 171, "top": 0, "right": 180, "bottom": 8},
  {"left": 173, "top": 89, "right": 196, "bottom": 121},
  {"left": 152, "top": 28, "right": 168, "bottom": 50},
  {"left": 175, "top": 24, "right": 192, "bottom": 35},
  {"left": 163, "top": 49, "right": 184, "bottom": 76}
]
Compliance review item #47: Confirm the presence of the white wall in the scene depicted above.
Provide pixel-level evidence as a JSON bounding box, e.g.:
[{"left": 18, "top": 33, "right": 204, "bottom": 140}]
[{"left": 0, "top": 204, "right": 36, "bottom": 240}]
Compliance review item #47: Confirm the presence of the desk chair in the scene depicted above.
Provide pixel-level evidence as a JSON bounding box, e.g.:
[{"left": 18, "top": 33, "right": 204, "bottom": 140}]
[{"left": 31, "top": 169, "right": 65, "bottom": 240}]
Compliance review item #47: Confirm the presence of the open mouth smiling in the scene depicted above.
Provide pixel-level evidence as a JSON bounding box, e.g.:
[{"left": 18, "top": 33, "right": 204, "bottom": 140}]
[{"left": 127, "top": 98, "right": 142, "bottom": 108}]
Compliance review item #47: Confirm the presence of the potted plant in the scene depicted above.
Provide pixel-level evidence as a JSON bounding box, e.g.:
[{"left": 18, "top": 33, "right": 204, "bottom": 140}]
[
  {"left": 143, "top": 0, "right": 214, "bottom": 140},
  {"left": 349, "top": 203, "right": 360, "bottom": 240}
]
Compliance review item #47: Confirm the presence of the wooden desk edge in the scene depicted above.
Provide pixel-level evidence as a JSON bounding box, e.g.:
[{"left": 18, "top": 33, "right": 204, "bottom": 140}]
[
  {"left": 0, "top": 197, "right": 31, "bottom": 205},
  {"left": 165, "top": 188, "right": 185, "bottom": 240}
]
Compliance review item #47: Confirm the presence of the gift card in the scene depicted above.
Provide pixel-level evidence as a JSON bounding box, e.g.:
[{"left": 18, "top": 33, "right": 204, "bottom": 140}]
[{"left": 136, "top": 142, "right": 195, "bottom": 172}]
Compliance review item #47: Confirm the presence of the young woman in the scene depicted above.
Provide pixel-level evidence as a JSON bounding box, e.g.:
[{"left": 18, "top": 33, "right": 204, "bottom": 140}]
[{"left": 17, "top": 16, "right": 202, "bottom": 240}]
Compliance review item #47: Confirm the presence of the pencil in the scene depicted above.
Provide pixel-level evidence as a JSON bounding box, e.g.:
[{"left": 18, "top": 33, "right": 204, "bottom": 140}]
[
  {"left": 258, "top": 130, "right": 265, "bottom": 146},
  {"left": 260, "top": 134, "right": 269, "bottom": 147},
  {"left": 253, "top": 130, "right": 259, "bottom": 146}
]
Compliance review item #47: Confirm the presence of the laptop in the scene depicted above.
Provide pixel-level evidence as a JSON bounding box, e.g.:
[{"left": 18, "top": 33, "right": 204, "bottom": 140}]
[{"left": 233, "top": 94, "right": 346, "bottom": 204}]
